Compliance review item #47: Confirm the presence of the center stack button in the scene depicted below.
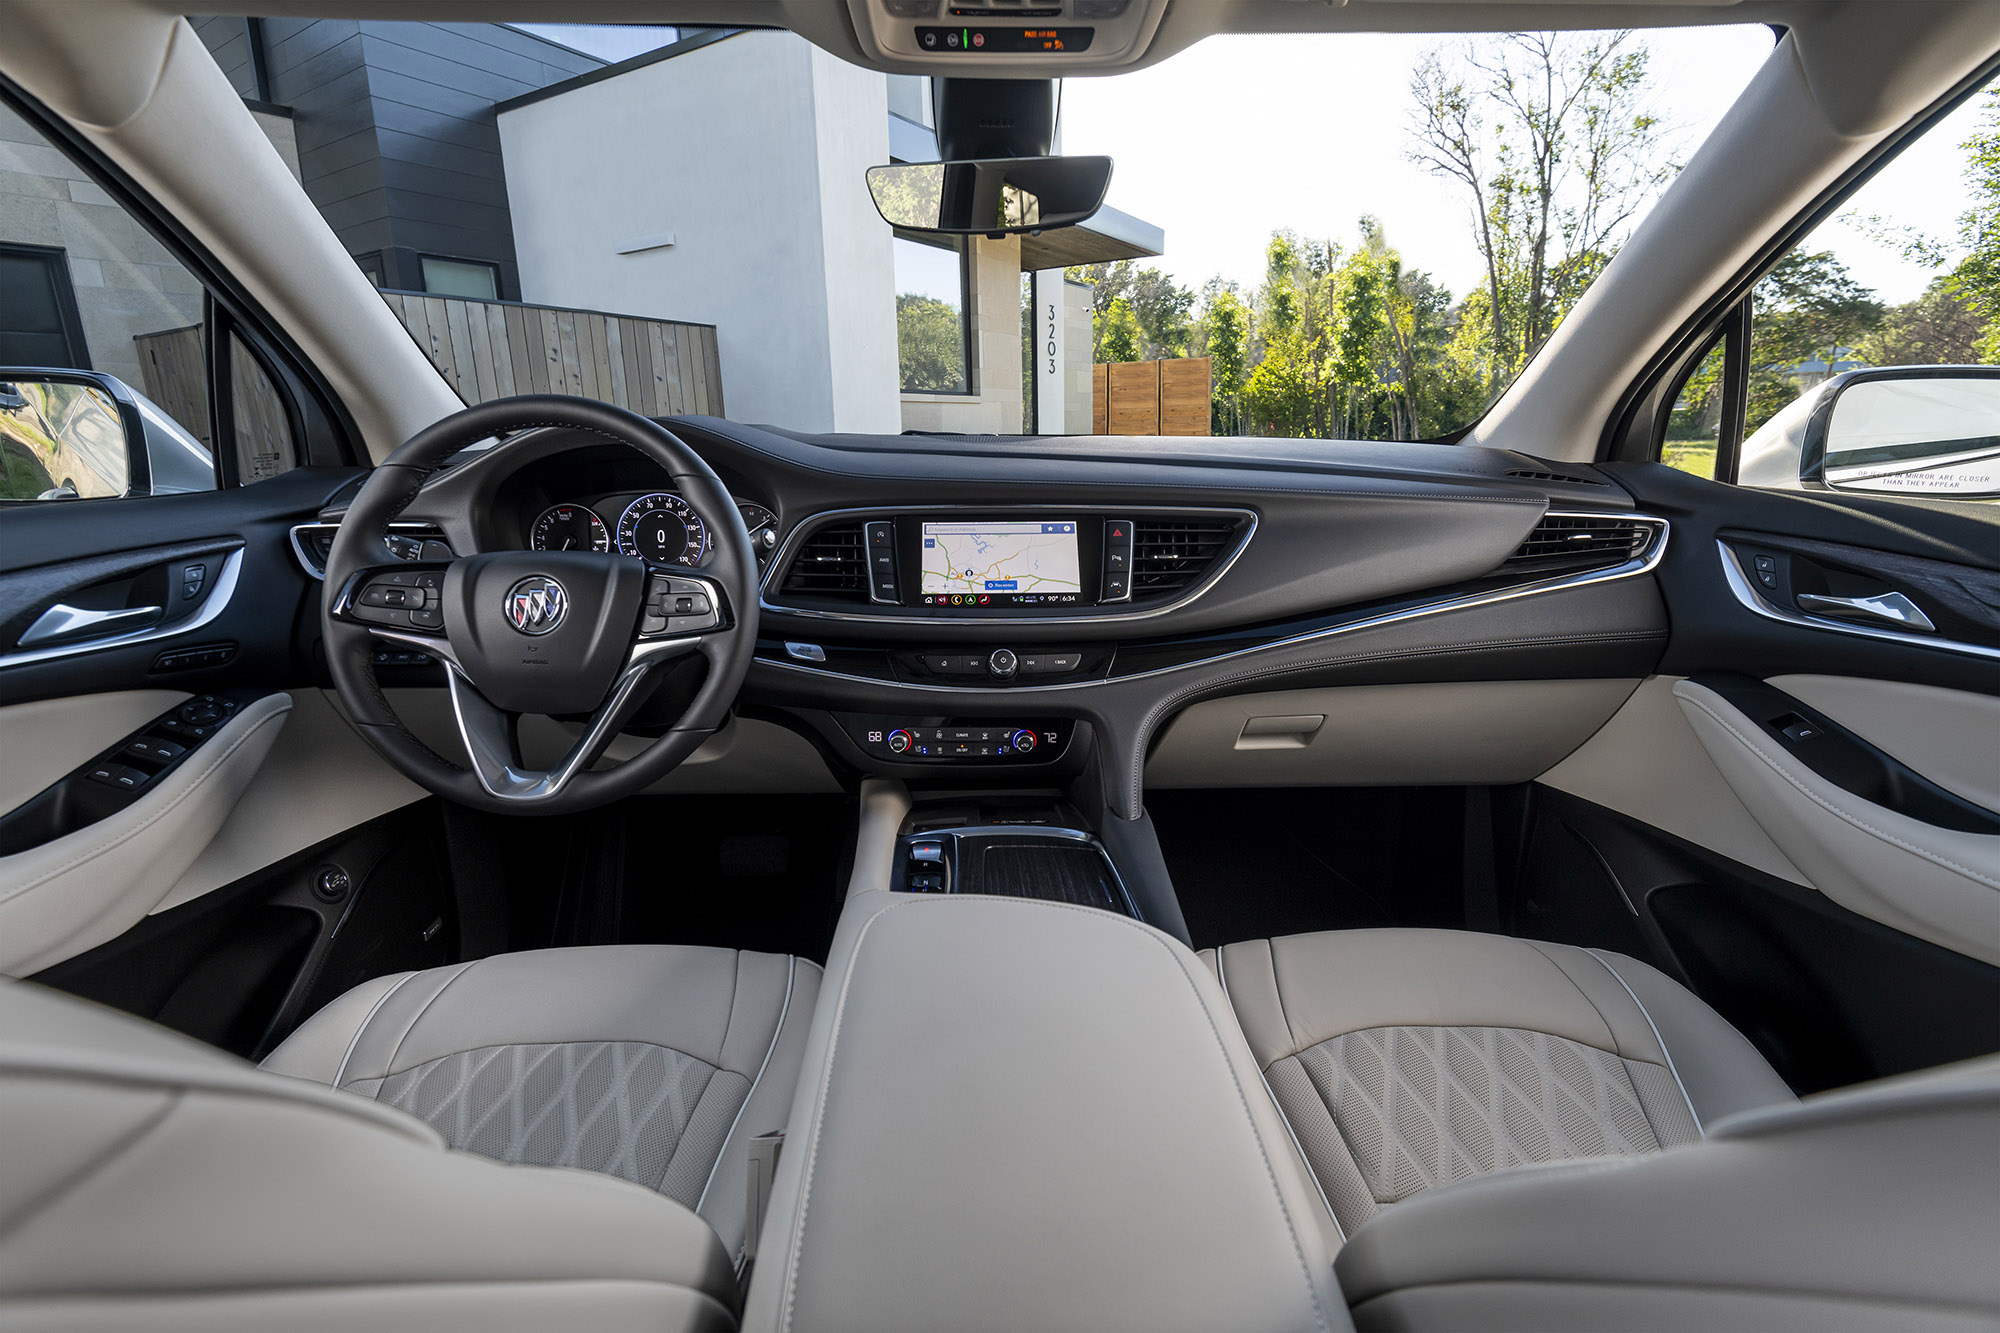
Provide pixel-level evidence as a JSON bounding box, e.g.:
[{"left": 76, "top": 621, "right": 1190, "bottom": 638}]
[
  {"left": 1102, "top": 518, "right": 1134, "bottom": 602},
  {"left": 989, "top": 647, "right": 1017, "bottom": 679},
  {"left": 865, "top": 520, "right": 899, "bottom": 604}
]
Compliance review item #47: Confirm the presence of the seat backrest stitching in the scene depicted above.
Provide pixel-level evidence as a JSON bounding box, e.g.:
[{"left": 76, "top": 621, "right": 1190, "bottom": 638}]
[
  {"left": 377, "top": 961, "right": 478, "bottom": 1082},
  {"left": 331, "top": 971, "right": 421, "bottom": 1089},
  {"left": 1219, "top": 947, "right": 1347, "bottom": 1243},
  {"left": 696, "top": 953, "right": 796, "bottom": 1220},
  {"left": 1586, "top": 948, "right": 1704, "bottom": 1137}
]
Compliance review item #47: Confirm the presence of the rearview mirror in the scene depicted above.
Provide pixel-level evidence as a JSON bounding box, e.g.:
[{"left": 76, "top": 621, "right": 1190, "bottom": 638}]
[
  {"left": 0, "top": 368, "right": 215, "bottom": 502},
  {"left": 1739, "top": 366, "right": 2000, "bottom": 498},
  {"left": 866, "top": 156, "right": 1112, "bottom": 235}
]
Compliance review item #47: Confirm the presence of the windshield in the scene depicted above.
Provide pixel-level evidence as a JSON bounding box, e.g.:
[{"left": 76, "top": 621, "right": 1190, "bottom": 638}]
[
  {"left": 1058, "top": 26, "right": 1775, "bottom": 440},
  {"left": 180, "top": 18, "right": 1972, "bottom": 442}
]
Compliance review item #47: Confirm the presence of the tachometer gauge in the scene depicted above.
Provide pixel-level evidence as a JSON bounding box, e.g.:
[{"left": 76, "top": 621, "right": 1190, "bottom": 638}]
[
  {"left": 530, "top": 503, "right": 609, "bottom": 552},
  {"left": 617, "top": 492, "right": 709, "bottom": 565}
]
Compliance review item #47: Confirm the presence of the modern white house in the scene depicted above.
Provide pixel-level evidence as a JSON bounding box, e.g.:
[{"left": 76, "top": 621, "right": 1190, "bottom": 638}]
[
  {"left": 166, "top": 19, "right": 1164, "bottom": 436},
  {"left": 496, "top": 27, "right": 1161, "bottom": 435}
]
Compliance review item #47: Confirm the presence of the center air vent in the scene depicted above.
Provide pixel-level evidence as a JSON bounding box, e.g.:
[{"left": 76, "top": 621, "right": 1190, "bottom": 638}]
[
  {"left": 1132, "top": 518, "right": 1239, "bottom": 598},
  {"left": 1502, "top": 514, "right": 1655, "bottom": 576},
  {"left": 780, "top": 523, "right": 868, "bottom": 599}
]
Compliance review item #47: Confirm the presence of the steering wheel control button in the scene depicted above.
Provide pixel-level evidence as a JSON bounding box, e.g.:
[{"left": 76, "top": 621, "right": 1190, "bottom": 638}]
[
  {"left": 642, "top": 573, "right": 725, "bottom": 636},
  {"left": 503, "top": 576, "right": 567, "bottom": 636}
]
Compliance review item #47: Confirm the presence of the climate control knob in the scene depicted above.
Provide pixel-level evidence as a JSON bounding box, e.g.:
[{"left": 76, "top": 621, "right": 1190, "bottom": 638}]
[
  {"left": 1009, "top": 729, "right": 1038, "bottom": 755},
  {"left": 887, "top": 728, "right": 914, "bottom": 755}
]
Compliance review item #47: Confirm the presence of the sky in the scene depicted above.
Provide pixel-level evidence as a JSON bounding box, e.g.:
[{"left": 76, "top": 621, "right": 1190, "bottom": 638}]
[{"left": 1059, "top": 24, "right": 1986, "bottom": 309}]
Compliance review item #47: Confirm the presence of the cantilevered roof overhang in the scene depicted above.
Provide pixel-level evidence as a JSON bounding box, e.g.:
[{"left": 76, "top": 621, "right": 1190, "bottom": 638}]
[{"left": 1020, "top": 205, "right": 1164, "bottom": 269}]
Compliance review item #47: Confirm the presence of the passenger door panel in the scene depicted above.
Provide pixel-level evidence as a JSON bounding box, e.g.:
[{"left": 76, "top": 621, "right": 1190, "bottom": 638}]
[{"left": 1530, "top": 461, "right": 2000, "bottom": 1083}]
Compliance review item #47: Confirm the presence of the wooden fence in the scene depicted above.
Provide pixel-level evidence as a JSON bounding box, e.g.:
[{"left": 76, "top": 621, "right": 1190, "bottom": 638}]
[
  {"left": 380, "top": 291, "right": 723, "bottom": 417},
  {"left": 132, "top": 294, "right": 725, "bottom": 437},
  {"left": 1091, "top": 356, "right": 1211, "bottom": 436},
  {"left": 132, "top": 322, "right": 291, "bottom": 464}
]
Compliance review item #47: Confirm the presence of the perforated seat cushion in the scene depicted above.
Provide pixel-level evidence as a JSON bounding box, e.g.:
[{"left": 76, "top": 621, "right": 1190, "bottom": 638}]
[
  {"left": 264, "top": 945, "right": 820, "bottom": 1265},
  {"left": 1207, "top": 929, "right": 1794, "bottom": 1236}
]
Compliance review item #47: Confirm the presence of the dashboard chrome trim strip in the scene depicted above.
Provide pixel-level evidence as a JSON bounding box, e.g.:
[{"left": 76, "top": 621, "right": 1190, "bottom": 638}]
[
  {"left": 758, "top": 503, "right": 1260, "bottom": 626},
  {"left": 1717, "top": 540, "right": 2000, "bottom": 663},
  {"left": 0, "top": 547, "right": 245, "bottom": 671},
  {"left": 753, "top": 513, "right": 1670, "bottom": 692}
]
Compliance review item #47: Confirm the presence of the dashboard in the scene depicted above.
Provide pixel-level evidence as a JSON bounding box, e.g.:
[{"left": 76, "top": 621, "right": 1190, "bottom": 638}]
[{"left": 325, "top": 416, "right": 1677, "bottom": 821}]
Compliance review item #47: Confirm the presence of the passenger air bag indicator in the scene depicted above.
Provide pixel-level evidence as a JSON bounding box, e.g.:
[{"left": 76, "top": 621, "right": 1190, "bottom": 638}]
[{"left": 916, "top": 27, "right": 1095, "bottom": 53}]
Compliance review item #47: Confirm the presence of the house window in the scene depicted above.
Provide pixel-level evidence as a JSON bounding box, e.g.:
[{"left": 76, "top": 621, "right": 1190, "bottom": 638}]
[
  {"left": 420, "top": 256, "right": 500, "bottom": 300},
  {"left": 894, "top": 229, "right": 971, "bottom": 394},
  {"left": 0, "top": 243, "right": 90, "bottom": 367},
  {"left": 353, "top": 251, "right": 387, "bottom": 288}
]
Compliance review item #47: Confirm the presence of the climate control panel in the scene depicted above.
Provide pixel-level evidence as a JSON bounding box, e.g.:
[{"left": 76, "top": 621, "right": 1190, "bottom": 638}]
[{"left": 838, "top": 716, "right": 1072, "bottom": 763}]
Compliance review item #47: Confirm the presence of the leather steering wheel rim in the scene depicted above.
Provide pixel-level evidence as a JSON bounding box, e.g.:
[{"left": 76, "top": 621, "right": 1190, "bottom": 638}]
[{"left": 322, "top": 395, "right": 759, "bottom": 815}]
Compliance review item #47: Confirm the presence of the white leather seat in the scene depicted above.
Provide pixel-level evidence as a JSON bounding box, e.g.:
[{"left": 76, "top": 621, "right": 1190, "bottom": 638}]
[
  {"left": 1332, "top": 1054, "right": 2000, "bottom": 1331},
  {"left": 263, "top": 944, "right": 821, "bottom": 1267},
  {"left": 0, "top": 971, "right": 746, "bottom": 1332},
  {"left": 1209, "top": 928, "right": 1795, "bottom": 1236}
]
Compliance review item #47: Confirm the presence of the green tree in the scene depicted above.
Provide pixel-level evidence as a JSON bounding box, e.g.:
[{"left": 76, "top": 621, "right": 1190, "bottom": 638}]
[
  {"left": 1410, "top": 31, "right": 1672, "bottom": 391},
  {"left": 1740, "top": 251, "right": 1884, "bottom": 433},
  {"left": 1948, "top": 87, "right": 2000, "bottom": 361},
  {"left": 896, "top": 293, "right": 966, "bottom": 392},
  {"left": 1098, "top": 297, "right": 1143, "bottom": 364},
  {"left": 1202, "top": 288, "right": 1252, "bottom": 433},
  {"left": 1857, "top": 277, "right": 1984, "bottom": 367}
]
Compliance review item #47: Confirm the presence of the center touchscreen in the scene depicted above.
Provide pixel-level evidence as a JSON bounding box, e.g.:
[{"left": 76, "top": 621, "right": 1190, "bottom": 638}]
[{"left": 920, "top": 520, "right": 1082, "bottom": 607}]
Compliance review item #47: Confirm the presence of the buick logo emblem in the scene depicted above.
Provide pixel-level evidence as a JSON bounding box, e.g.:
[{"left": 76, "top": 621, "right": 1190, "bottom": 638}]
[{"left": 504, "top": 576, "right": 567, "bottom": 635}]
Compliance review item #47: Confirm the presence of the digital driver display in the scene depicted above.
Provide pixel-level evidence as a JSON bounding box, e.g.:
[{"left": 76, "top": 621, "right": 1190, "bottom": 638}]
[{"left": 920, "top": 520, "right": 1082, "bottom": 608}]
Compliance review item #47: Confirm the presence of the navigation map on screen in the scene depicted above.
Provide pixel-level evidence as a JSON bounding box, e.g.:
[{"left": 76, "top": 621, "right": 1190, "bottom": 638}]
[{"left": 920, "top": 520, "right": 1081, "bottom": 606}]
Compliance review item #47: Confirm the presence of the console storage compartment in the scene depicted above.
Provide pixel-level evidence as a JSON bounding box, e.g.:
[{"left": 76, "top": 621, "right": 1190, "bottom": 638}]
[{"left": 742, "top": 889, "right": 1345, "bottom": 1332}]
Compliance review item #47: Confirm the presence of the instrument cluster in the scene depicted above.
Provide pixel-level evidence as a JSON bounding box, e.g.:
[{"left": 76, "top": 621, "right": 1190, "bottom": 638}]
[{"left": 528, "top": 492, "right": 778, "bottom": 568}]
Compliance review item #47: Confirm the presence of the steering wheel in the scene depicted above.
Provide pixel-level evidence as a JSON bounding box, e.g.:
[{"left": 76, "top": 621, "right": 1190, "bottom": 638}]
[{"left": 322, "top": 396, "right": 758, "bottom": 814}]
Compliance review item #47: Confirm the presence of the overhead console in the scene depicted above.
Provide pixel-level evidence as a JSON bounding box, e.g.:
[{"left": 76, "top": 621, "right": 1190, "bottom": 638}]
[
  {"left": 766, "top": 507, "right": 1254, "bottom": 623},
  {"left": 845, "top": 0, "right": 1169, "bottom": 72}
]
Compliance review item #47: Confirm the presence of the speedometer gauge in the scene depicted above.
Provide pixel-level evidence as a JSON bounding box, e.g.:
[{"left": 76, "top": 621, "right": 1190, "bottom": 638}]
[
  {"left": 530, "top": 503, "right": 609, "bottom": 553},
  {"left": 617, "top": 492, "right": 709, "bottom": 565}
]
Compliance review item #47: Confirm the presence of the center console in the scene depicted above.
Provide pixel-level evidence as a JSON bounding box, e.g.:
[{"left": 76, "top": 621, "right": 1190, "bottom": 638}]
[{"left": 886, "top": 793, "right": 1139, "bottom": 919}]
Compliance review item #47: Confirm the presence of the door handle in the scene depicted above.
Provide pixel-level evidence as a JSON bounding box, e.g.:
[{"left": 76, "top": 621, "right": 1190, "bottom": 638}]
[
  {"left": 18, "top": 602, "right": 165, "bottom": 648},
  {"left": 1795, "top": 591, "right": 1936, "bottom": 633}
]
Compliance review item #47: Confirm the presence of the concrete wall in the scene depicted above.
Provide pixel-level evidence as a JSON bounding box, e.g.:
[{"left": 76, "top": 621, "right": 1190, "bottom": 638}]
[
  {"left": 498, "top": 30, "right": 900, "bottom": 433},
  {"left": 0, "top": 102, "right": 203, "bottom": 392},
  {"left": 1065, "top": 277, "right": 1094, "bottom": 433},
  {"left": 901, "top": 234, "right": 1026, "bottom": 434}
]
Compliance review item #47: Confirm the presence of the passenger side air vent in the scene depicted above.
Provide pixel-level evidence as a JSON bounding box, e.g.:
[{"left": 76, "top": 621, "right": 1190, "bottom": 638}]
[
  {"left": 1502, "top": 514, "right": 1654, "bottom": 576},
  {"left": 1505, "top": 467, "right": 1606, "bottom": 486},
  {"left": 780, "top": 523, "right": 868, "bottom": 599},
  {"left": 1131, "top": 519, "right": 1239, "bottom": 598}
]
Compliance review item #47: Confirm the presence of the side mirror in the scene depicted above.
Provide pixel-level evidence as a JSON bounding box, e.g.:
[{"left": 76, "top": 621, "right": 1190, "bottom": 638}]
[
  {"left": 0, "top": 368, "right": 214, "bottom": 502},
  {"left": 1740, "top": 366, "right": 2000, "bottom": 498},
  {"left": 866, "top": 156, "right": 1112, "bottom": 236}
]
